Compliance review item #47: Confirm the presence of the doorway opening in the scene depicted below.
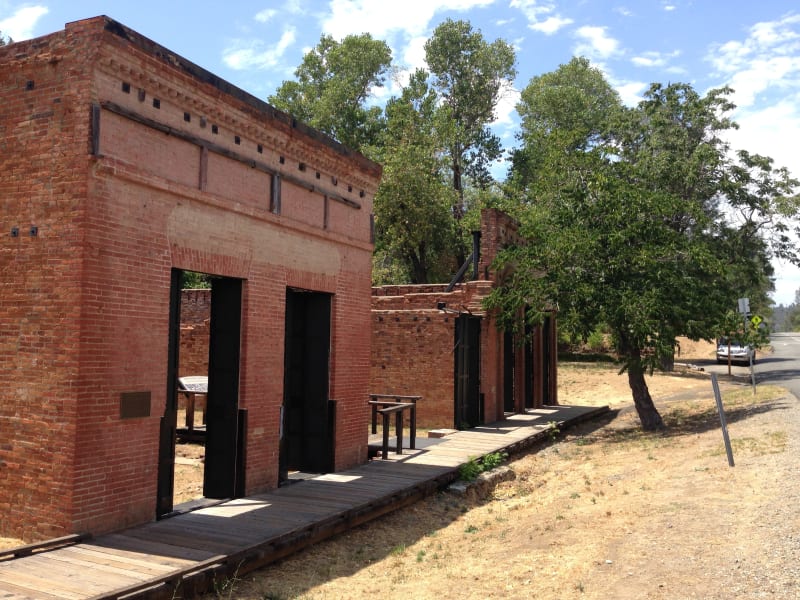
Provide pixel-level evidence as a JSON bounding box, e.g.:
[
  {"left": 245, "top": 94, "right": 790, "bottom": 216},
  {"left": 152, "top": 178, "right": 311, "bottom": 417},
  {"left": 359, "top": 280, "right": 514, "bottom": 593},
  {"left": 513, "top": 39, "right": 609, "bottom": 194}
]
[
  {"left": 279, "top": 288, "right": 335, "bottom": 485},
  {"left": 503, "top": 329, "right": 516, "bottom": 414},
  {"left": 157, "top": 270, "right": 246, "bottom": 518},
  {"left": 454, "top": 315, "right": 482, "bottom": 429}
]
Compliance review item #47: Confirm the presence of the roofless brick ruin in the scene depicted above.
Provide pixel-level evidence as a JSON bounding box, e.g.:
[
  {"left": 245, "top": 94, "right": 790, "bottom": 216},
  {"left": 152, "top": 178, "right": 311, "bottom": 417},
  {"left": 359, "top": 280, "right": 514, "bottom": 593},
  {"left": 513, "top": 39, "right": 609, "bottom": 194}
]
[
  {"left": 0, "top": 16, "right": 557, "bottom": 542},
  {"left": 0, "top": 16, "right": 380, "bottom": 540}
]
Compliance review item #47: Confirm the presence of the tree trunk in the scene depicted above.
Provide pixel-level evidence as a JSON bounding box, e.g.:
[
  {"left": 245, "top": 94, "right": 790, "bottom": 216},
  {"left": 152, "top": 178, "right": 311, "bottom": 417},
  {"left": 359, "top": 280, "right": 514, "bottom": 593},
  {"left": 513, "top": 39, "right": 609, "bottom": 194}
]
[
  {"left": 626, "top": 351, "right": 665, "bottom": 431},
  {"left": 659, "top": 349, "right": 675, "bottom": 372},
  {"left": 451, "top": 158, "right": 468, "bottom": 267},
  {"left": 409, "top": 251, "right": 428, "bottom": 284}
]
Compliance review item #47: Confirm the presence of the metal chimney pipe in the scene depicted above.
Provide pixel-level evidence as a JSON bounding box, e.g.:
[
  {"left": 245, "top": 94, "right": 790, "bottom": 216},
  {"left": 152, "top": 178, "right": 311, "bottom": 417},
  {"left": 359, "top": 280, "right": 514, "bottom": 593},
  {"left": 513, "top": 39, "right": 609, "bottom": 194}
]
[{"left": 471, "top": 230, "right": 481, "bottom": 280}]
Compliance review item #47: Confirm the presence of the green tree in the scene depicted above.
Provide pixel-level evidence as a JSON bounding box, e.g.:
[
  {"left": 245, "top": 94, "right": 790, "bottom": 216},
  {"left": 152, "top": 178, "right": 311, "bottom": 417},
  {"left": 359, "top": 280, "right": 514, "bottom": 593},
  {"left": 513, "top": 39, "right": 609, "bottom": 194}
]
[
  {"left": 268, "top": 33, "right": 392, "bottom": 155},
  {"left": 510, "top": 56, "right": 621, "bottom": 194},
  {"left": 372, "top": 70, "right": 457, "bottom": 284},
  {"left": 424, "top": 19, "right": 516, "bottom": 260},
  {"left": 623, "top": 84, "right": 796, "bottom": 319},
  {"left": 0, "top": 30, "right": 10, "bottom": 45},
  {"left": 491, "top": 157, "right": 732, "bottom": 430},
  {"left": 492, "top": 61, "right": 798, "bottom": 430}
]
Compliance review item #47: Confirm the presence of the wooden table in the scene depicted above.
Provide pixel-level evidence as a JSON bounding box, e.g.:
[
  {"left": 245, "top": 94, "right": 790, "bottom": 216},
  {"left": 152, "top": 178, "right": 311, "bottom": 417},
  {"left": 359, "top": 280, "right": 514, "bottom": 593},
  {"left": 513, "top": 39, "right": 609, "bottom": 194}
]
[{"left": 178, "top": 376, "right": 208, "bottom": 431}]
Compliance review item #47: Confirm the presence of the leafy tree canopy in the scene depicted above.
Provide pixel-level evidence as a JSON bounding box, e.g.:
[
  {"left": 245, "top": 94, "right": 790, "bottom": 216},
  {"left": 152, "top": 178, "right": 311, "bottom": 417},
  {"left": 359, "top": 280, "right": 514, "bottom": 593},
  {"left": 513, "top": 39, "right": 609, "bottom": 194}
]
[
  {"left": 268, "top": 33, "right": 392, "bottom": 156},
  {"left": 490, "top": 58, "right": 799, "bottom": 430},
  {"left": 372, "top": 70, "right": 458, "bottom": 284},
  {"left": 424, "top": 19, "right": 516, "bottom": 242}
]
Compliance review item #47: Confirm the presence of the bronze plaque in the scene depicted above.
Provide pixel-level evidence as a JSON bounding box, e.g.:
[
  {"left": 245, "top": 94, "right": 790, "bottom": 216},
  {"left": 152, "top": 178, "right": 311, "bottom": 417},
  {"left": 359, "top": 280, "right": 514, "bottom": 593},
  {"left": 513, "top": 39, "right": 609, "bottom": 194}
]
[{"left": 120, "top": 391, "right": 151, "bottom": 419}]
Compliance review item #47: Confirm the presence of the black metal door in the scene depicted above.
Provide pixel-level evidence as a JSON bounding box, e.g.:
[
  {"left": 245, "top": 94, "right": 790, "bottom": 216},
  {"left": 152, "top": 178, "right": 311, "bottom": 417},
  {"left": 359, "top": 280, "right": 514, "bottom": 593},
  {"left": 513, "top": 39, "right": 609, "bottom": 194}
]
[
  {"left": 280, "top": 289, "right": 332, "bottom": 481},
  {"left": 503, "top": 330, "right": 515, "bottom": 412},
  {"left": 203, "top": 277, "right": 243, "bottom": 499},
  {"left": 156, "top": 269, "right": 182, "bottom": 518},
  {"left": 524, "top": 320, "right": 534, "bottom": 409},
  {"left": 454, "top": 316, "right": 481, "bottom": 429},
  {"left": 542, "top": 315, "right": 552, "bottom": 405}
]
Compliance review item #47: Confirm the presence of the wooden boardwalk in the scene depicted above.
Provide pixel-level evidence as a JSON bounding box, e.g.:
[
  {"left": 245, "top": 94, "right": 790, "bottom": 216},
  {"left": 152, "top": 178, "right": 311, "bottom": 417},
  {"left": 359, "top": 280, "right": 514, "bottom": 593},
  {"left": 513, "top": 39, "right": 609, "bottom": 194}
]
[{"left": 0, "top": 405, "right": 608, "bottom": 600}]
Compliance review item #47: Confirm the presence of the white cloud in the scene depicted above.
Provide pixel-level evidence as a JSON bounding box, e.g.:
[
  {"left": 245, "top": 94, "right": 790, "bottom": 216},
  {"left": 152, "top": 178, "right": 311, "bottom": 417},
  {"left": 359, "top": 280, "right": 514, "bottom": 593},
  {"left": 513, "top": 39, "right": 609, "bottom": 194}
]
[
  {"left": 0, "top": 5, "right": 48, "bottom": 40},
  {"left": 631, "top": 50, "right": 680, "bottom": 69},
  {"left": 321, "top": 0, "right": 495, "bottom": 40},
  {"left": 726, "top": 97, "right": 800, "bottom": 180},
  {"left": 707, "top": 14, "right": 800, "bottom": 108},
  {"left": 531, "top": 16, "right": 573, "bottom": 35},
  {"left": 614, "top": 80, "right": 648, "bottom": 107},
  {"left": 750, "top": 14, "right": 800, "bottom": 47},
  {"left": 771, "top": 262, "right": 800, "bottom": 306},
  {"left": 574, "top": 26, "right": 620, "bottom": 60},
  {"left": 254, "top": 9, "right": 277, "bottom": 23},
  {"left": 493, "top": 79, "right": 519, "bottom": 126},
  {"left": 708, "top": 14, "right": 800, "bottom": 309},
  {"left": 402, "top": 35, "right": 429, "bottom": 72},
  {"left": 223, "top": 27, "right": 297, "bottom": 70},
  {"left": 511, "top": 0, "right": 572, "bottom": 35}
]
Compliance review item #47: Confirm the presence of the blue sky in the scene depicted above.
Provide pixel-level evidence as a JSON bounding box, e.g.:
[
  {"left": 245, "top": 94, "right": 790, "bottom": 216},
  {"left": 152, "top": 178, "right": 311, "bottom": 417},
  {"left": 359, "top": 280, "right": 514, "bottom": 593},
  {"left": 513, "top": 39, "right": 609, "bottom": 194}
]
[{"left": 2, "top": 1, "right": 799, "bottom": 306}]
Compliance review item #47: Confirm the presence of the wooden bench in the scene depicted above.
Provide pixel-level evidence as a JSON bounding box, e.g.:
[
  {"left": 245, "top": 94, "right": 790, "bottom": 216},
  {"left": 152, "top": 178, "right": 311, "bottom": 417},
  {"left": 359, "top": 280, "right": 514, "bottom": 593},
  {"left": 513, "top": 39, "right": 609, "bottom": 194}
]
[{"left": 369, "top": 394, "right": 421, "bottom": 459}]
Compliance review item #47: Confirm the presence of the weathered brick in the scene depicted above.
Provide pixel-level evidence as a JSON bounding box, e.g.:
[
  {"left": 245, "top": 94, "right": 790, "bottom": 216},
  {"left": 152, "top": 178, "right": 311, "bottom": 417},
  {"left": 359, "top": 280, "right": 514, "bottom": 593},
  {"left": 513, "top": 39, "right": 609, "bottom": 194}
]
[
  {"left": 0, "top": 17, "right": 379, "bottom": 540},
  {"left": 370, "top": 209, "right": 559, "bottom": 429}
]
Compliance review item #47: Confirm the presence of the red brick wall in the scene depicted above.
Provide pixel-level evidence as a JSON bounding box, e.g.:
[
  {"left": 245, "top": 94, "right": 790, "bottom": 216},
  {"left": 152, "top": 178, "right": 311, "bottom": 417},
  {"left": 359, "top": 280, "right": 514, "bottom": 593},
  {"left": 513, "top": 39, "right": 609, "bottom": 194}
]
[
  {"left": 179, "top": 290, "right": 210, "bottom": 377},
  {"left": 0, "top": 25, "right": 94, "bottom": 539},
  {"left": 370, "top": 209, "right": 556, "bottom": 430},
  {"left": 478, "top": 208, "right": 523, "bottom": 280},
  {"left": 0, "top": 17, "right": 380, "bottom": 540},
  {"left": 370, "top": 283, "right": 497, "bottom": 429},
  {"left": 371, "top": 311, "right": 456, "bottom": 428}
]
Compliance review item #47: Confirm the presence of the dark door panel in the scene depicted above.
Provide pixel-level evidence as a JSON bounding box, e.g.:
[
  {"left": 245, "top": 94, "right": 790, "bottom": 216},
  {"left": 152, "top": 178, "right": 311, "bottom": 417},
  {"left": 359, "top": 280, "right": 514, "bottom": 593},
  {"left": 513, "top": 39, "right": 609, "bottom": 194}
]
[
  {"left": 454, "top": 316, "right": 481, "bottom": 429},
  {"left": 280, "top": 289, "right": 333, "bottom": 481},
  {"left": 203, "top": 277, "right": 243, "bottom": 499},
  {"left": 503, "top": 330, "right": 515, "bottom": 413},
  {"left": 156, "top": 269, "right": 182, "bottom": 518}
]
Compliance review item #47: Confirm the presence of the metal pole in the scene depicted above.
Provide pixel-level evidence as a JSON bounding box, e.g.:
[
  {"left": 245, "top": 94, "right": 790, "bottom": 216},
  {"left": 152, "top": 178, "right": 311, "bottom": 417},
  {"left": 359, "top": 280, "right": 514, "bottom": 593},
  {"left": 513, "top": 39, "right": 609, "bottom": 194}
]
[
  {"left": 711, "top": 373, "right": 734, "bottom": 467},
  {"left": 742, "top": 312, "right": 756, "bottom": 395}
]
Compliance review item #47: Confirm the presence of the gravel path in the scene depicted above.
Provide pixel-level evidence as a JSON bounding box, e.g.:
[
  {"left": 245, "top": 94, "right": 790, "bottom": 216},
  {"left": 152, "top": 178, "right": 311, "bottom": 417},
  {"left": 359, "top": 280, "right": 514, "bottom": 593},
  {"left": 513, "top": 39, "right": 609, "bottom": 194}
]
[{"left": 717, "top": 391, "right": 800, "bottom": 599}]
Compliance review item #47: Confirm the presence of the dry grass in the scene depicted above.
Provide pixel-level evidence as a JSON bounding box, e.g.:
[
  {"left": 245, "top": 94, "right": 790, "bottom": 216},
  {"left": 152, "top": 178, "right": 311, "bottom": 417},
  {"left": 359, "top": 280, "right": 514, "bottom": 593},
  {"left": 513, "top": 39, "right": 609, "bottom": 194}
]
[
  {"left": 198, "top": 356, "right": 796, "bottom": 599},
  {"left": 5, "top": 338, "right": 794, "bottom": 600}
]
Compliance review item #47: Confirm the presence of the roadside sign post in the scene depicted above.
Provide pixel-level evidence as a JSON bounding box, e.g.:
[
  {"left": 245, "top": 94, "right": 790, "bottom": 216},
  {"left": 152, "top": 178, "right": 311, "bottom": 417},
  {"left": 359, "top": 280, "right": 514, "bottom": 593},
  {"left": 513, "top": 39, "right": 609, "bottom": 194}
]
[
  {"left": 711, "top": 373, "right": 735, "bottom": 467},
  {"left": 737, "top": 299, "right": 757, "bottom": 394},
  {"left": 748, "top": 314, "right": 762, "bottom": 395},
  {"left": 737, "top": 297, "right": 750, "bottom": 315}
]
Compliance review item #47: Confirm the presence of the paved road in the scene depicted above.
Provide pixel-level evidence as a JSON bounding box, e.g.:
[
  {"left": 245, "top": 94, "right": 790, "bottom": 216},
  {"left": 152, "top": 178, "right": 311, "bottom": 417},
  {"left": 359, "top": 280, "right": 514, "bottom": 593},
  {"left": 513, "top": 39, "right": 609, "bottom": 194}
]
[
  {"left": 687, "top": 332, "right": 800, "bottom": 397},
  {"left": 761, "top": 332, "right": 800, "bottom": 398}
]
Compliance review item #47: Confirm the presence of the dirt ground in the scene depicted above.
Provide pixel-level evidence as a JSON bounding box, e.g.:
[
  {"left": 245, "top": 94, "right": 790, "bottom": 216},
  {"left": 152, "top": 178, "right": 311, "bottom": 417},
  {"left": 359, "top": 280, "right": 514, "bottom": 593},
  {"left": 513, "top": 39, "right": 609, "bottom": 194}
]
[
  {"left": 4, "top": 340, "right": 798, "bottom": 599},
  {"left": 200, "top": 339, "right": 799, "bottom": 599}
]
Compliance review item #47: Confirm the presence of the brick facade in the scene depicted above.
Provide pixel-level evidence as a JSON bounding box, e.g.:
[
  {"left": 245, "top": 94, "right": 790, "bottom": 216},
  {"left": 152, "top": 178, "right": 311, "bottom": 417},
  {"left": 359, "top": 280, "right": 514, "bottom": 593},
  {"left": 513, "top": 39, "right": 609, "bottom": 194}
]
[
  {"left": 0, "top": 17, "right": 379, "bottom": 540},
  {"left": 371, "top": 209, "right": 558, "bottom": 429}
]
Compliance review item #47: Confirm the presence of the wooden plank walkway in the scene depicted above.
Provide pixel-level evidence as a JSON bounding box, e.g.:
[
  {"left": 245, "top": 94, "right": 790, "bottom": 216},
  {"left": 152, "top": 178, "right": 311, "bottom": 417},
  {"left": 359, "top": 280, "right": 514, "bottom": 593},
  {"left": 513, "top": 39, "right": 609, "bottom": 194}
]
[{"left": 0, "top": 404, "right": 608, "bottom": 600}]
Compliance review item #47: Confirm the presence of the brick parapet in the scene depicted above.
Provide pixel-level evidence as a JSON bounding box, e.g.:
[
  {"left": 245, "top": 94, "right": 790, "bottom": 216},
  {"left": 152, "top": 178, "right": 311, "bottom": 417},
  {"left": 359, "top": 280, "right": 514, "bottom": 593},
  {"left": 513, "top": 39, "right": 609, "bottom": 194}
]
[
  {"left": 477, "top": 208, "right": 523, "bottom": 280},
  {"left": 0, "top": 16, "right": 379, "bottom": 540}
]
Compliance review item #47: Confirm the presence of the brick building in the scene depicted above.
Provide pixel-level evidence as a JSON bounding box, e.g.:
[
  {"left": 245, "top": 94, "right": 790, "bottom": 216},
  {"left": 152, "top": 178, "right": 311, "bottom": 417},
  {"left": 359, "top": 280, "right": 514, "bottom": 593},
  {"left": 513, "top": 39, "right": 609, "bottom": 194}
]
[
  {"left": 0, "top": 17, "right": 380, "bottom": 540},
  {"left": 371, "top": 209, "right": 558, "bottom": 429}
]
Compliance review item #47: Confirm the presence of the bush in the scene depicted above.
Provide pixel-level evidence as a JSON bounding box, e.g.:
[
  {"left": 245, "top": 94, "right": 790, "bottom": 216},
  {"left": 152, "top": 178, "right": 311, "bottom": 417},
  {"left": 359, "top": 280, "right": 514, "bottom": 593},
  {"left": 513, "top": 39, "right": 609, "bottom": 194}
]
[
  {"left": 586, "top": 328, "right": 607, "bottom": 352},
  {"left": 458, "top": 451, "right": 508, "bottom": 481}
]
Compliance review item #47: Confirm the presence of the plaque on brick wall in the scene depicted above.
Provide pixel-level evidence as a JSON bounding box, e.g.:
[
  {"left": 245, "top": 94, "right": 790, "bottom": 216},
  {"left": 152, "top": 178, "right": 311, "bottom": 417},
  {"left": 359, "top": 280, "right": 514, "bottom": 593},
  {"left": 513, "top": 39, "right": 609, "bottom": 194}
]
[{"left": 120, "top": 391, "right": 151, "bottom": 419}]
